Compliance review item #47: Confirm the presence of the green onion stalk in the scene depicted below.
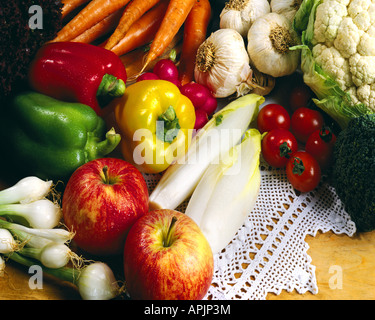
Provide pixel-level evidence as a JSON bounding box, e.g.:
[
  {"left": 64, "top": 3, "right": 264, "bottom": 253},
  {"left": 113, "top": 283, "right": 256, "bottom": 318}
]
[{"left": 7, "top": 252, "right": 123, "bottom": 300}]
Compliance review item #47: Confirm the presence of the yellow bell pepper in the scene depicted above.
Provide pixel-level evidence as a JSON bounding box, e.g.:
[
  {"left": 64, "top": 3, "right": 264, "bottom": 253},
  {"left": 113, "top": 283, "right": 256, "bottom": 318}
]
[{"left": 113, "top": 80, "right": 196, "bottom": 173}]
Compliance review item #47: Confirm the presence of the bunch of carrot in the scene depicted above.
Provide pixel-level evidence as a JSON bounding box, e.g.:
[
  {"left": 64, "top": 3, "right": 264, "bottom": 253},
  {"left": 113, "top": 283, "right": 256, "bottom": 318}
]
[{"left": 54, "top": 0, "right": 212, "bottom": 84}]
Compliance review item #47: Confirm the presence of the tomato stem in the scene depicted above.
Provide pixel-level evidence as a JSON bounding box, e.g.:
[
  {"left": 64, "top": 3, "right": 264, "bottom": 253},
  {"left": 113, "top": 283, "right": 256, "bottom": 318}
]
[
  {"left": 292, "top": 157, "right": 305, "bottom": 175},
  {"left": 319, "top": 125, "right": 333, "bottom": 143},
  {"left": 279, "top": 141, "right": 292, "bottom": 159}
]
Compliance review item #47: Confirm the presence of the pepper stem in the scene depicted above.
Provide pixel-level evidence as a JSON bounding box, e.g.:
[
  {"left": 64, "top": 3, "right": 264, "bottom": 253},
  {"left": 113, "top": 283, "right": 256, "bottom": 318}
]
[
  {"left": 156, "top": 106, "right": 181, "bottom": 143},
  {"left": 97, "top": 74, "right": 126, "bottom": 98},
  {"left": 88, "top": 127, "right": 121, "bottom": 160}
]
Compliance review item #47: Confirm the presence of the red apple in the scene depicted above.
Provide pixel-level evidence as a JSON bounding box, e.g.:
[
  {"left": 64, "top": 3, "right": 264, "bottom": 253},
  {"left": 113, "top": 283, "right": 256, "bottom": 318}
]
[
  {"left": 123, "top": 209, "right": 214, "bottom": 300},
  {"left": 62, "top": 157, "right": 149, "bottom": 256}
]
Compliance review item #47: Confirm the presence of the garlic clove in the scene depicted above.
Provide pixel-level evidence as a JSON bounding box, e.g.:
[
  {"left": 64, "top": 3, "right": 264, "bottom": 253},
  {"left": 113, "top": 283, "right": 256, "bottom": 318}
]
[
  {"left": 270, "top": 0, "right": 302, "bottom": 23},
  {"left": 250, "top": 68, "right": 276, "bottom": 96},
  {"left": 195, "top": 29, "right": 255, "bottom": 98}
]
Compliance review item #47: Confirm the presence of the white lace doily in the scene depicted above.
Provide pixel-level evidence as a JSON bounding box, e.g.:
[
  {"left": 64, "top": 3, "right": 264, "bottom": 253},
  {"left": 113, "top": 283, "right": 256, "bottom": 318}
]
[{"left": 143, "top": 157, "right": 356, "bottom": 300}]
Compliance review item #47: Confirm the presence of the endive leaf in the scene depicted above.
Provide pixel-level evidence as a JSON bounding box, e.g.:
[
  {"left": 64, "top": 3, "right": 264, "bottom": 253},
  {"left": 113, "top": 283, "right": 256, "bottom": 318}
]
[
  {"left": 185, "top": 129, "right": 262, "bottom": 255},
  {"left": 149, "top": 94, "right": 265, "bottom": 210}
]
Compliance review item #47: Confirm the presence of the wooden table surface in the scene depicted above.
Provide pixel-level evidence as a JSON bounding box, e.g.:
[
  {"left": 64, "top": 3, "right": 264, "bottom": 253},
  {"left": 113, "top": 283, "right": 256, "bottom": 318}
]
[{"left": 1, "top": 230, "right": 374, "bottom": 300}]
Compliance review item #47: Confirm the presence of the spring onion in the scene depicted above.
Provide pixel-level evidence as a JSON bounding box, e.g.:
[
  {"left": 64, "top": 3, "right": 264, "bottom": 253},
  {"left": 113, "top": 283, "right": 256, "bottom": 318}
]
[
  {"left": 0, "top": 228, "right": 19, "bottom": 254},
  {"left": 0, "top": 226, "right": 78, "bottom": 269},
  {"left": 0, "top": 255, "right": 4, "bottom": 277},
  {"left": 11, "top": 227, "right": 53, "bottom": 249},
  {"left": 0, "top": 176, "right": 53, "bottom": 205},
  {"left": 7, "top": 252, "right": 122, "bottom": 300},
  {"left": 149, "top": 94, "right": 265, "bottom": 210},
  {"left": 0, "top": 199, "right": 62, "bottom": 229},
  {"left": 185, "top": 129, "right": 262, "bottom": 254},
  {"left": 76, "top": 262, "right": 122, "bottom": 300},
  {"left": 19, "top": 242, "right": 82, "bottom": 269},
  {"left": 0, "top": 219, "right": 73, "bottom": 244}
]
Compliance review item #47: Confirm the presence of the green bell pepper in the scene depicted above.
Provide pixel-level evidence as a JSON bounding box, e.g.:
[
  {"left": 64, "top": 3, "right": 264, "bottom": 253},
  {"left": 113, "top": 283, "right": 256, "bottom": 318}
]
[{"left": 0, "top": 91, "right": 121, "bottom": 182}]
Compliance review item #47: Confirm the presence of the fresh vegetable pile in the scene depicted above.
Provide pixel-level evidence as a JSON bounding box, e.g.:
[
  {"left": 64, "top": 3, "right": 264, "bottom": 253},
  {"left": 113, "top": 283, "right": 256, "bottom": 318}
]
[
  {"left": 52, "top": 0, "right": 212, "bottom": 84},
  {"left": 0, "top": 0, "right": 374, "bottom": 301}
]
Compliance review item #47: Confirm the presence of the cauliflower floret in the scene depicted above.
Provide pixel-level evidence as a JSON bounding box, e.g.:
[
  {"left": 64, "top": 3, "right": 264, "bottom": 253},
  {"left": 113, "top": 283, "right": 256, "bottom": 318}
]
[
  {"left": 313, "top": 0, "right": 348, "bottom": 45},
  {"left": 357, "top": 84, "right": 375, "bottom": 110},
  {"left": 313, "top": 44, "right": 353, "bottom": 90},
  {"left": 368, "top": 24, "right": 375, "bottom": 37},
  {"left": 334, "top": 17, "right": 362, "bottom": 58},
  {"left": 332, "top": 0, "right": 350, "bottom": 6},
  {"left": 358, "top": 30, "right": 375, "bottom": 56},
  {"left": 348, "top": 0, "right": 372, "bottom": 31},
  {"left": 369, "top": 2, "right": 375, "bottom": 25},
  {"left": 295, "top": 0, "right": 375, "bottom": 128},
  {"left": 348, "top": 0, "right": 371, "bottom": 16},
  {"left": 349, "top": 53, "right": 375, "bottom": 86},
  {"left": 345, "top": 86, "right": 360, "bottom": 106}
]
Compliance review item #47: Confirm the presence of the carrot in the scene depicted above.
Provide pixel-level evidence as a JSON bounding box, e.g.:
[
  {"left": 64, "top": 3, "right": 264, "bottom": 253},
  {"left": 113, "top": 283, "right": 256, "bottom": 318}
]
[
  {"left": 110, "top": 0, "right": 169, "bottom": 56},
  {"left": 178, "top": 0, "right": 211, "bottom": 85},
  {"left": 104, "top": 0, "right": 162, "bottom": 50},
  {"left": 61, "top": 0, "right": 91, "bottom": 19},
  {"left": 140, "top": 0, "right": 196, "bottom": 73},
  {"left": 52, "top": 0, "right": 131, "bottom": 42},
  {"left": 71, "top": 10, "right": 123, "bottom": 44},
  {"left": 122, "top": 31, "right": 183, "bottom": 82}
]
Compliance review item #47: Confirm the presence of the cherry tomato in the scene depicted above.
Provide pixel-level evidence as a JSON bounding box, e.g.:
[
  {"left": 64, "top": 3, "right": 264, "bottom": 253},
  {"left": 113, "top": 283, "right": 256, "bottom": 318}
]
[
  {"left": 286, "top": 151, "right": 321, "bottom": 193},
  {"left": 257, "top": 103, "right": 291, "bottom": 133},
  {"left": 305, "top": 126, "right": 336, "bottom": 171},
  {"left": 291, "top": 107, "right": 324, "bottom": 143},
  {"left": 289, "top": 85, "right": 312, "bottom": 112},
  {"left": 261, "top": 128, "right": 298, "bottom": 168}
]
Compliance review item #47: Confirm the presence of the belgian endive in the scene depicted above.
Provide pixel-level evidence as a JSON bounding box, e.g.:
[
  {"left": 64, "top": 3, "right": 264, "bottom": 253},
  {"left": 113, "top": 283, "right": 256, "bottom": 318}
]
[
  {"left": 185, "top": 129, "right": 262, "bottom": 255},
  {"left": 149, "top": 94, "right": 265, "bottom": 210}
]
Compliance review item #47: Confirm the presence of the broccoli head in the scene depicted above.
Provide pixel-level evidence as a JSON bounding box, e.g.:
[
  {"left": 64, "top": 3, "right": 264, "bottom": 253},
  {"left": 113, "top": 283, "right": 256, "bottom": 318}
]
[{"left": 332, "top": 114, "right": 375, "bottom": 232}]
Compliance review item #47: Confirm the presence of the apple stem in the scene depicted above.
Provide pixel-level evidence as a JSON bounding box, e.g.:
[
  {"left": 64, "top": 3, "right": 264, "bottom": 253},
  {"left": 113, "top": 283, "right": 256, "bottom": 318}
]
[
  {"left": 102, "top": 166, "right": 109, "bottom": 184},
  {"left": 164, "top": 216, "right": 177, "bottom": 247}
]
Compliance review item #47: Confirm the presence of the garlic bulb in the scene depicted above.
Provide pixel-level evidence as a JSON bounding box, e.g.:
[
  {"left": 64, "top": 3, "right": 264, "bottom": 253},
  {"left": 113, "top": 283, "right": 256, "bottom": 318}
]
[
  {"left": 220, "top": 0, "right": 270, "bottom": 37},
  {"left": 270, "top": 0, "right": 302, "bottom": 22},
  {"left": 194, "top": 29, "right": 255, "bottom": 98},
  {"left": 247, "top": 12, "right": 301, "bottom": 78}
]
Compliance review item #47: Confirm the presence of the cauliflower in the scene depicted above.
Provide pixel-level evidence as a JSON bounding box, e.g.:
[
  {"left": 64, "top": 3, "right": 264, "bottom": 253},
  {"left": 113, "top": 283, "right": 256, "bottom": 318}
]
[{"left": 293, "top": 0, "right": 375, "bottom": 128}]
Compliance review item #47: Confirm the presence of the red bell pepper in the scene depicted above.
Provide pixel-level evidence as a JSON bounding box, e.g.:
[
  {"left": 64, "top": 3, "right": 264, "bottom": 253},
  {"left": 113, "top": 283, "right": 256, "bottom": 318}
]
[{"left": 28, "top": 41, "right": 127, "bottom": 116}]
